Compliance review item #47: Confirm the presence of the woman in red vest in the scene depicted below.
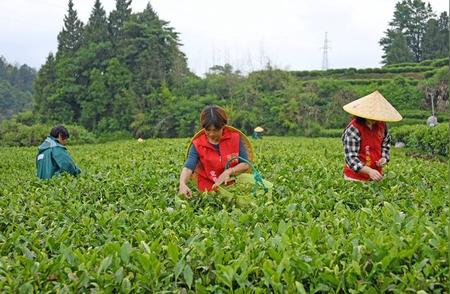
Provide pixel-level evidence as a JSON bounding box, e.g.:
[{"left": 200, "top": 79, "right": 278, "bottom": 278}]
[
  {"left": 342, "top": 91, "right": 402, "bottom": 182},
  {"left": 179, "top": 105, "right": 251, "bottom": 197}
]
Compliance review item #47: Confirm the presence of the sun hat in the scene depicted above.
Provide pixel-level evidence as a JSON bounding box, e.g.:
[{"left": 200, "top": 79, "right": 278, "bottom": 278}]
[
  {"left": 343, "top": 90, "right": 402, "bottom": 122},
  {"left": 254, "top": 126, "right": 264, "bottom": 132}
]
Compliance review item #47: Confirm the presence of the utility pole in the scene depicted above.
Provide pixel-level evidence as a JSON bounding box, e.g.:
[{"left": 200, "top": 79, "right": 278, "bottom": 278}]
[
  {"left": 426, "top": 87, "right": 438, "bottom": 127},
  {"left": 321, "top": 32, "right": 330, "bottom": 70}
]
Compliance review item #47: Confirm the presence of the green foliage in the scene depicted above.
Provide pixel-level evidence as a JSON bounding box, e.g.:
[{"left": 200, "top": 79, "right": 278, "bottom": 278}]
[
  {"left": 383, "top": 57, "right": 448, "bottom": 68},
  {"left": 108, "top": 0, "right": 132, "bottom": 45},
  {"left": 28, "top": 0, "right": 448, "bottom": 140},
  {"left": 96, "top": 131, "right": 132, "bottom": 143},
  {"left": 391, "top": 123, "right": 449, "bottom": 156},
  {"left": 376, "top": 76, "right": 423, "bottom": 109},
  {"left": 57, "top": 0, "right": 84, "bottom": 54},
  {"left": 0, "top": 121, "right": 95, "bottom": 147},
  {"left": 419, "top": 66, "right": 449, "bottom": 113},
  {"left": 293, "top": 64, "right": 439, "bottom": 79},
  {"left": 380, "top": 0, "right": 448, "bottom": 64},
  {"left": 84, "top": 0, "right": 109, "bottom": 44},
  {"left": 0, "top": 138, "right": 447, "bottom": 291},
  {"left": 317, "top": 128, "right": 342, "bottom": 138},
  {"left": 422, "top": 12, "right": 449, "bottom": 61},
  {"left": 0, "top": 57, "right": 36, "bottom": 120},
  {"left": 379, "top": 29, "right": 415, "bottom": 64},
  {"left": 0, "top": 80, "right": 32, "bottom": 121},
  {"left": 33, "top": 0, "right": 189, "bottom": 134},
  {"left": 0, "top": 56, "right": 36, "bottom": 92}
]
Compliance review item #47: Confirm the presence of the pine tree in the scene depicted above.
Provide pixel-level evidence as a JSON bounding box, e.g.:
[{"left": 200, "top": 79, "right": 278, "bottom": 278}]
[
  {"left": 104, "top": 58, "right": 135, "bottom": 130},
  {"left": 120, "top": 3, "right": 186, "bottom": 96},
  {"left": 57, "top": 0, "right": 84, "bottom": 55},
  {"left": 109, "top": 0, "right": 132, "bottom": 45},
  {"left": 85, "top": 0, "right": 109, "bottom": 44},
  {"left": 33, "top": 53, "right": 57, "bottom": 121}
]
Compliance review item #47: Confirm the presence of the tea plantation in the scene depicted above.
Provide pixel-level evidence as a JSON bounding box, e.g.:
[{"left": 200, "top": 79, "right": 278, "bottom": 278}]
[{"left": 0, "top": 138, "right": 447, "bottom": 292}]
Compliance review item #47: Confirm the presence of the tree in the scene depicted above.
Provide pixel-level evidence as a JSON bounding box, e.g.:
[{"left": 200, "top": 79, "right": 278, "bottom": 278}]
[
  {"left": 108, "top": 0, "right": 132, "bottom": 45},
  {"left": 380, "top": 29, "right": 415, "bottom": 64},
  {"left": 380, "top": 0, "right": 434, "bottom": 63},
  {"left": 205, "top": 64, "right": 242, "bottom": 100},
  {"left": 422, "top": 12, "right": 449, "bottom": 60},
  {"left": 435, "top": 12, "right": 449, "bottom": 57},
  {"left": 119, "top": 3, "right": 186, "bottom": 96},
  {"left": 103, "top": 58, "right": 135, "bottom": 130},
  {"left": 57, "top": 0, "right": 84, "bottom": 55},
  {"left": 84, "top": 0, "right": 109, "bottom": 44},
  {"left": 422, "top": 18, "right": 441, "bottom": 60},
  {"left": 33, "top": 53, "right": 57, "bottom": 120}
]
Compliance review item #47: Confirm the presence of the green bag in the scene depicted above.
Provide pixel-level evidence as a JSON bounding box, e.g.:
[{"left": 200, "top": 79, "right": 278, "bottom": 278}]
[{"left": 217, "top": 157, "right": 273, "bottom": 207}]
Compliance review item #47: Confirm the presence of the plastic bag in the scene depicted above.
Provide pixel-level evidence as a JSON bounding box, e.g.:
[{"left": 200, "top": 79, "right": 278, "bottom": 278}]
[{"left": 217, "top": 173, "right": 273, "bottom": 208}]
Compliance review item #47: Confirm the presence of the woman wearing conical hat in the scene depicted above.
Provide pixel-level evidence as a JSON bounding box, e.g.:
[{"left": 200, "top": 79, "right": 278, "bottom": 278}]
[
  {"left": 178, "top": 105, "right": 253, "bottom": 197},
  {"left": 342, "top": 91, "right": 402, "bottom": 182}
]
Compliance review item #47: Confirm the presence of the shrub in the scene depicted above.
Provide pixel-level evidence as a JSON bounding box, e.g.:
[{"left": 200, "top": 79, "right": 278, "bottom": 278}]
[
  {"left": 318, "top": 128, "right": 342, "bottom": 138},
  {"left": 97, "top": 131, "right": 133, "bottom": 143},
  {"left": 0, "top": 121, "right": 96, "bottom": 146},
  {"left": 391, "top": 123, "right": 448, "bottom": 156}
]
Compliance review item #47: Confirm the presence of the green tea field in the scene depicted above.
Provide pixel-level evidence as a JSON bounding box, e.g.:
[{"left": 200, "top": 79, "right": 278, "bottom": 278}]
[{"left": 0, "top": 137, "right": 447, "bottom": 292}]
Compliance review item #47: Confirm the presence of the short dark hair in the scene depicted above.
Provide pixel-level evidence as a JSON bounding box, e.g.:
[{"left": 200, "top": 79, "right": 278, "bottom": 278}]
[
  {"left": 50, "top": 125, "right": 70, "bottom": 139},
  {"left": 200, "top": 105, "right": 228, "bottom": 129},
  {"left": 355, "top": 116, "right": 366, "bottom": 124}
]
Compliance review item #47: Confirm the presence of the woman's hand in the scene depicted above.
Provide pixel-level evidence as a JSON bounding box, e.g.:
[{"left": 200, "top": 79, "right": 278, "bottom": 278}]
[
  {"left": 360, "top": 165, "right": 383, "bottom": 181},
  {"left": 212, "top": 168, "right": 234, "bottom": 190},
  {"left": 376, "top": 158, "right": 387, "bottom": 167},
  {"left": 367, "top": 168, "right": 383, "bottom": 181},
  {"left": 179, "top": 183, "right": 192, "bottom": 198},
  {"left": 179, "top": 167, "right": 193, "bottom": 198}
]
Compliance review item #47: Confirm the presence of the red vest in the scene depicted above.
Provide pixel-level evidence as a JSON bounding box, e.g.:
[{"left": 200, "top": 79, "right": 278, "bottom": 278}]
[
  {"left": 193, "top": 127, "right": 240, "bottom": 192},
  {"left": 344, "top": 119, "right": 385, "bottom": 181}
]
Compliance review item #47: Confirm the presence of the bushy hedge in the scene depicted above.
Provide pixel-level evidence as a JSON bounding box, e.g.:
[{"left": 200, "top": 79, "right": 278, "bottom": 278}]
[
  {"left": 292, "top": 65, "right": 438, "bottom": 78},
  {"left": 0, "top": 121, "right": 96, "bottom": 147},
  {"left": 400, "top": 110, "right": 448, "bottom": 121},
  {"left": 391, "top": 123, "right": 449, "bottom": 156},
  {"left": 344, "top": 79, "right": 419, "bottom": 86},
  {"left": 383, "top": 57, "right": 448, "bottom": 68}
]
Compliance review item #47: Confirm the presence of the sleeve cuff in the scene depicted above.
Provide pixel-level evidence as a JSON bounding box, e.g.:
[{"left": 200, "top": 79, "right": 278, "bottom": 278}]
[{"left": 353, "top": 163, "right": 364, "bottom": 172}]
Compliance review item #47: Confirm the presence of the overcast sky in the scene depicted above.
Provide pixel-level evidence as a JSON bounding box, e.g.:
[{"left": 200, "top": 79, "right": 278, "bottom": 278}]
[{"left": 0, "top": 0, "right": 448, "bottom": 75}]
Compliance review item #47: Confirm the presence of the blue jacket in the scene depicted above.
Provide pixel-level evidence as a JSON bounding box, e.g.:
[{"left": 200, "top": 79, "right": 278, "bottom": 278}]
[{"left": 36, "top": 136, "right": 81, "bottom": 179}]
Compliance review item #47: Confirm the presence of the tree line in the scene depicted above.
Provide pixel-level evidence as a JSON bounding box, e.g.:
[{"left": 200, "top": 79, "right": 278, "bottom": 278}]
[
  {"left": 3, "top": 0, "right": 448, "bottom": 140},
  {"left": 0, "top": 57, "right": 36, "bottom": 120},
  {"left": 33, "top": 0, "right": 190, "bottom": 133}
]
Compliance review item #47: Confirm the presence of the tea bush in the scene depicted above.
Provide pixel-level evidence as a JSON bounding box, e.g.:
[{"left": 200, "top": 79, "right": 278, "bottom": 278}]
[{"left": 0, "top": 138, "right": 447, "bottom": 292}]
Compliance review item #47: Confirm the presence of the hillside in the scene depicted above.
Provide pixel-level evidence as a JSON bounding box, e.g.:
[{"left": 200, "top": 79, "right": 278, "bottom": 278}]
[{"left": 0, "top": 56, "right": 36, "bottom": 120}]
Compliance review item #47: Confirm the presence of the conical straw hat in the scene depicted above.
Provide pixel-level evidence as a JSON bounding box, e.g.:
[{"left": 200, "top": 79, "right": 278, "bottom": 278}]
[
  {"left": 254, "top": 126, "right": 264, "bottom": 132},
  {"left": 343, "top": 91, "right": 402, "bottom": 122}
]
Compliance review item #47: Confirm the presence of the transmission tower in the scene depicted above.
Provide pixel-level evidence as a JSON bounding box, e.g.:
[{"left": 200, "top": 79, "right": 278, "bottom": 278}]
[{"left": 321, "top": 32, "right": 331, "bottom": 70}]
